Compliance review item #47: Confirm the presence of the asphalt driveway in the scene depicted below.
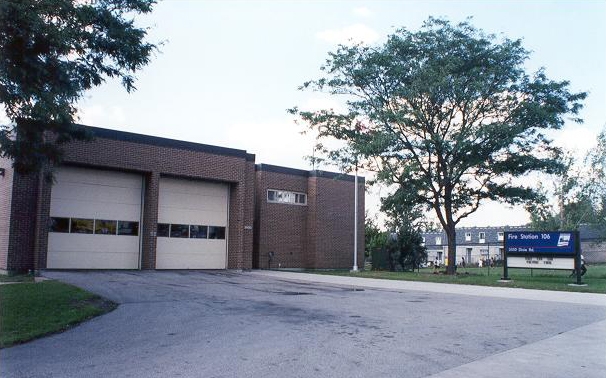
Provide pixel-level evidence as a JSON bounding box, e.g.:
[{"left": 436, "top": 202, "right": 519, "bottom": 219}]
[{"left": 1, "top": 270, "right": 605, "bottom": 378}]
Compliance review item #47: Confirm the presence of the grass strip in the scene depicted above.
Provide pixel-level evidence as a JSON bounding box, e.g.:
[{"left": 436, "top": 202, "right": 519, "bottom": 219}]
[
  {"left": 0, "top": 280, "right": 116, "bottom": 348},
  {"left": 0, "top": 274, "right": 34, "bottom": 283},
  {"left": 310, "top": 264, "right": 606, "bottom": 294}
]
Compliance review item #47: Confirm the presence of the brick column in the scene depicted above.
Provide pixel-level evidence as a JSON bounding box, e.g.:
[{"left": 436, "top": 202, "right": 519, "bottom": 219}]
[
  {"left": 141, "top": 171, "right": 159, "bottom": 269},
  {"left": 34, "top": 169, "right": 53, "bottom": 271}
]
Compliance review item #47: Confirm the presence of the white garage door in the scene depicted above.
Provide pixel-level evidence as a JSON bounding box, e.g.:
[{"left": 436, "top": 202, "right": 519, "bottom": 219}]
[
  {"left": 156, "top": 177, "right": 228, "bottom": 269},
  {"left": 47, "top": 167, "right": 143, "bottom": 269}
]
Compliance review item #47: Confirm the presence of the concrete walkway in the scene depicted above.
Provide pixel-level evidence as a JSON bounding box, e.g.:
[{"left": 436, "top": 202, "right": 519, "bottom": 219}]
[
  {"left": 249, "top": 270, "right": 606, "bottom": 307},
  {"left": 249, "top": 270, "right": 606, "bottom": 378}
]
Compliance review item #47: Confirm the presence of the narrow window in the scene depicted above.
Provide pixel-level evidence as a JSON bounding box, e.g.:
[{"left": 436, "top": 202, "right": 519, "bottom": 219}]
[
  {"left": 295, "top": 193, "right": 307, "bottom": 205},
  {"left": 497, "top": 232, "right": 504, "bottom": 241},
  {"left": 267, "top": 190, "right": 276, "bottom": 202},
  {"left": 435, "top": 236, "right": 442, "bottom": 245},
  {"left": 465, "top": 232, "right": 471, "bottom": 241},
  {"left": 479, "top": 232, "right": 486, "bottom": 243},
  {"left": 267, "top": 189, "right": 307, "bottom": 205}
]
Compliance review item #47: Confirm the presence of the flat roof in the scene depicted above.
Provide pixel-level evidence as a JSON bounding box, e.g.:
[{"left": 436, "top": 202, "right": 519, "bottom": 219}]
[
  {"left": 255, "top": 163, "right": 364, "bottom": 183},
  {"left": 85, "top": 125, "right": 255, "bottom": 161}
]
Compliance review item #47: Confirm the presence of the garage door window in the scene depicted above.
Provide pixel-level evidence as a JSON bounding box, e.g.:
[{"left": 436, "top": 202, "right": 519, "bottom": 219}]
[
  {"left": 118, "top": 221, "right": 139, "bottom": 236},
  {"left": 190, "top": 225, "right": 208, "bottom": 239},
  {"left": 157, "top": 223, "right": 170, "bottom": 237},
  {"left": 50, "top": 217, "right": 70, "bottom": 233},
  {"left": 157, "top": 223, "right": 225, "bottom": 240},
  {"left": 49, "top": 217, "right": 138, "bottom": 236},
  {"left": 208, "top": 226, "right": 226, "bottom": 240},
  {"left": 95, "top": 220, "right": 117, "bottom": 235},
  {"left": 170, "top": 224, "right": 189, "bottom": 238},
  {"left": 71, "top": 218, "right": 94, "bottom": 234}
]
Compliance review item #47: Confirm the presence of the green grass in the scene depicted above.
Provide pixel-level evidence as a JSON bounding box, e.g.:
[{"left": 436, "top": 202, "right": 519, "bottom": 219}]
[
  {"left": 311, "top": 263, "right": 606, "bottom": 294},
  {"left": 0, "top": 280, "right": 116, "bottom": 348},
  {"left": 0, "top": 274, "right": 34, "bottom": 283}
]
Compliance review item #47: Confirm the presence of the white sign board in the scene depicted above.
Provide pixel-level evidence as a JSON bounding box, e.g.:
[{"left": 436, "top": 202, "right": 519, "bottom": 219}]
[{"left": 507, "top": 256, "right": 574, "bottom": 270}]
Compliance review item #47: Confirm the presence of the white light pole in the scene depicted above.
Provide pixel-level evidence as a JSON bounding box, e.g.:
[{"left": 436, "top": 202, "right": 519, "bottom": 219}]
[{"left": 352, "top": 161, "right": 359, "bottom": 272}]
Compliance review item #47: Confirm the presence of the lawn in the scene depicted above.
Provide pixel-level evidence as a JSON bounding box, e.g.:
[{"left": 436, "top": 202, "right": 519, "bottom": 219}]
[
  {"left": 0, "top": 280, "right": 116, "bottom": 348},
  {"left": 0, "top": 274, "right": 34, "bottom": 283},
  {"left": 312, "top": 263, "right": 606, "bottom": 294}
]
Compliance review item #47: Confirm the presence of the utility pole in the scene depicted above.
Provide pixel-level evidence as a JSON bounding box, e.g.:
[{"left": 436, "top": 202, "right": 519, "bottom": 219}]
[{"left": 352, "top": 161, "right": 359, "bottom": 272}]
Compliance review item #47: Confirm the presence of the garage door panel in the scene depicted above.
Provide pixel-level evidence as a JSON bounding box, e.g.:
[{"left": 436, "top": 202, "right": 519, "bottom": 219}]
[
  {"left": 158, "top": 209, "right": 227, "bottom": 226},
  {"left": 49, "top": 234, "right": 140, "bottom": 253},
  {"left": 47, "top": 251, "right": 139, "bottom": 269},
  {"left": 50, "top": 199, "right": 141, "bottom": 221},
  {"left": 158, "top": 194, "right": 227, "bottom": 212},
  {"left": 156, "top": 239, "right": 225, "bottom": 269},
  {"left": 160, "top": 178, "right": 227, "bottom": 197},
  {"left": 55, "top": 168, "right": 142, "bottom": 189},
  {"left": 51, "top": 182, "right": 141, "bottom": 205}
]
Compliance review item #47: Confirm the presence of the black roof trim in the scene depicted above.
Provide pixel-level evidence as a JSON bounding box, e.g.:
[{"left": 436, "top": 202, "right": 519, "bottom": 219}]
[
  {"left": 256, "top": 164, "right": 309, "bottom": 177},
  {"left": 84, "top": 125, "right": 250, "bottom": 159},
  {"left": 255, "top": 164, "right": 364, "bottom": 183},
  {"left": 310, "top": 170, "right": 365, "bottom": 183}
]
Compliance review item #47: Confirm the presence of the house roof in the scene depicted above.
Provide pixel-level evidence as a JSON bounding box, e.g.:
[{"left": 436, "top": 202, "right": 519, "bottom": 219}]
[{"left": 422, "top": 225, "right": 603, "bottom": 247}]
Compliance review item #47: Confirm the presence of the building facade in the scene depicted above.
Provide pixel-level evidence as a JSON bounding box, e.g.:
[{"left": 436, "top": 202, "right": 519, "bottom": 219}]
[{"left": 0, "top": 126, "right": 364, "bottom": 273}]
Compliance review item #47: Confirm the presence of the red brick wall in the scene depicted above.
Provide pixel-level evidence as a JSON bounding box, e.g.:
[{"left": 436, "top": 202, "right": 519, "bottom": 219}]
[
  {"left": 254, "top": 167, "right": 365, "bottom": 270},
  {"left": 309, "top": 175, "right": 365, "bottom": 269},
  {"left": 254, "top": 169, "right": 309, "bottom": 269}
]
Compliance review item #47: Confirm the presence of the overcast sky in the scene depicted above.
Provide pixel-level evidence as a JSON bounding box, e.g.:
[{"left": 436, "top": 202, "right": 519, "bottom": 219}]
[{"left": 70, "top": 0, "right": 606, "bottom": 228}]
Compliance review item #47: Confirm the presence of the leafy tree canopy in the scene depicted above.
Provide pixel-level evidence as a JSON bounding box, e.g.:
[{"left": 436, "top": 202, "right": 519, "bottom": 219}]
[
  {"left": 291, "top": 17, "right": 586, "bottom": 274},
  {"left": 0, "top": 0, "right": 157, "bottom": 173},
  {"left": 528, "top": 125, "right": 606, "bottom": 235}
]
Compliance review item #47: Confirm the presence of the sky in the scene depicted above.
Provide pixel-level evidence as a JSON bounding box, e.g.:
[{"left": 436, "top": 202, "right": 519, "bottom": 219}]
[{"left": 70, "top": 0, "right": 606, "bottom": 228}]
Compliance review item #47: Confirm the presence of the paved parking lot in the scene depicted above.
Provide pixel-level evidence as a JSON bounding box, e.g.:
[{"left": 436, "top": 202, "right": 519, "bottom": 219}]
[{"left": 1, "top": 270, "right": 605, "bottom": 378}]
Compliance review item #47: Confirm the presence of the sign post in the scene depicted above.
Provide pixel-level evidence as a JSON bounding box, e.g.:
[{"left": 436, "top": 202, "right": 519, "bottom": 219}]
[
  {"left": 502, "top": 248, "right": 509, "bottom": 281},
  {"left": 575, "top": 234, "right": 582, "bottom": 285}
]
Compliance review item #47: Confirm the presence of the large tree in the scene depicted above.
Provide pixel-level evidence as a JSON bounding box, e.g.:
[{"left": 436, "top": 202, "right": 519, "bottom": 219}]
[
  {"left": 0, "top": 0, "right": 156, "bottom": 174},
  {"left": 291, "top": 18, "right": 586, "bottom": 274}
]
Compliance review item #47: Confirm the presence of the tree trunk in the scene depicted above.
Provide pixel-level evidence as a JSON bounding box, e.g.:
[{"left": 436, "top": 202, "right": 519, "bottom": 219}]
[{"left": 446, "top": 222, "right": 457, "bottom": 275}]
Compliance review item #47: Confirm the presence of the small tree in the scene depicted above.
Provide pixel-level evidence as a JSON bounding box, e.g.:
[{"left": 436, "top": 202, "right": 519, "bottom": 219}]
[
  {"left": 0, "top": 0, "right": 157, "bottom": 174},
  {"left": 291, "top": 18, "right": 586, "bottom": 274},
  {"left": 365, "top": 214, "right": 386, "bottom": 258},
  {"left": 381, "top": 187, "right": 427, "bottom": 271}
]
